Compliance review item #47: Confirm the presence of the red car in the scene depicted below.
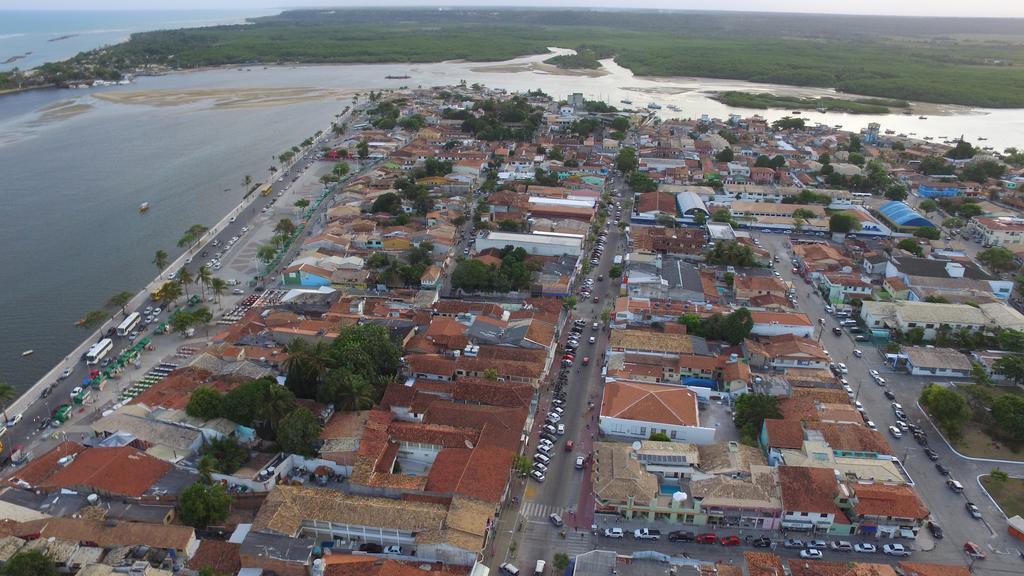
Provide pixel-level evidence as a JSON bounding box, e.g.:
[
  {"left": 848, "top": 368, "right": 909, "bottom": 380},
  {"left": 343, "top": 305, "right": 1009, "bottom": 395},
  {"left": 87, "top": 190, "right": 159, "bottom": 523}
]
[
  {"left": 582, "top": 356, "right": 590, "bottom": 366},
  {"left": 592, "top": 296, "right": 600, "bottom": 303},
  {"left": 720, "top": 535, "right": 741, "bottom": 546},
  {"left": 696, "top": 533, "right": 718, "bottom": 544}
]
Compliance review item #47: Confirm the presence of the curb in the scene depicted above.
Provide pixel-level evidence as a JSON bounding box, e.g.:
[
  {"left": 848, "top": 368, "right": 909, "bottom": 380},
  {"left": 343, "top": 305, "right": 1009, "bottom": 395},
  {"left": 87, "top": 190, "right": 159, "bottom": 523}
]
[
  {"left": 915, "top": 401, "right": 1024, "bottom": 466},
  {"left": 975, "top": 473, "right": 1011, "bottom": 521}
]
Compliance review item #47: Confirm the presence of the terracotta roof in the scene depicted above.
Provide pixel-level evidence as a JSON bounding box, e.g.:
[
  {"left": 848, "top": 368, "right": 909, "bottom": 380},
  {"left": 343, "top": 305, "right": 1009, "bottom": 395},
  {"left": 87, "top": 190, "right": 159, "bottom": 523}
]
[
  {"left": 128, "top": 367, "right": 216, "bottom": 410},
  {"left": 423, "top": 445, "right": 513, "bottom": 503},
  {"left": 745, "top": 551, "right": 785, "bottom": 576},
  {"left": 806, "top": 422, "right": 895, "bottom": 456},
  {"left": 406, "top": 354, "right": 458, "bottom": 378},
  {"left": 591, "top": 442, "right": 658, "bottom": 504},
  {"left": 456, "top": 356, "right": 544, "bottom": 380},
  {"left": 788, "top": 560, "right": 897, "bottom": 576},
  {"left": 422, "top": 401, "right": 527, "bottom": 450},
  {"left": 452, "top": 378, "right": 533, "bottom": 408},
  {"left": 601, "top": 381, "right": 699, "bottom": 427},
  {"left": 15, "top": 518, "right": 194, "bottom": 551},
  {"left": 750, "top": 311, "right": 813, "bottom": 327},
  {"left": 610, "top": 330, "right": 696, "bottom": 354},
  {"left": 324, "top": 558, "right": 470, "bottom": 576},
  {"left": 779, "top": 466, "right": 844, "bottom": 516},
  {"left": 39, "top": 446, "right": 172, "bottom": 497},
  {"left": 187, "top": 540, "right": 241, "bottom": 574},
  {"left": 388, "top": 422, "right": 478, "bottom": 448},
  {"left": 764, "top": 419, "right": 805, "bottom": 449},
  {"left": 425, "top": 317, "right": 468, "bottom": 339},
  {"left": 853, "top": 483, "right": 929, "bottom": 520},
  {"left": 6, "top": 442, "right": 85, "bottom": 488},
  {"left": 898, "top": 562, "right": 971, "bottom": 576}
]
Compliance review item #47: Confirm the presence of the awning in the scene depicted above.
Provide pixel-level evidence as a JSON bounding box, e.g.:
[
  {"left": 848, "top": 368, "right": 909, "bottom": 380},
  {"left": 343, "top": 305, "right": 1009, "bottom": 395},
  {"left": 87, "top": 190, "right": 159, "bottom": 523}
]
[{"left": 781, "top": 521, "right": 813, "bottom": 529}]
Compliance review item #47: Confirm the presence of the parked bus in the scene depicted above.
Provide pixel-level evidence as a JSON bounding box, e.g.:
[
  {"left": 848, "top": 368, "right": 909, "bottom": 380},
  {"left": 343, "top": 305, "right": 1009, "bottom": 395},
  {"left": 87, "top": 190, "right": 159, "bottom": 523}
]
[
  {"left": 53, "top": 404, "right": 72, "bottom": 426},
  {"left": 115, "top": 312, "right": 141, "bottom": 337},
  {"left": 85, "top": 338, "right": 113, "bottom": 365},
  {"left": 260, "top": 184, "right": 273, "bottom": 196}
]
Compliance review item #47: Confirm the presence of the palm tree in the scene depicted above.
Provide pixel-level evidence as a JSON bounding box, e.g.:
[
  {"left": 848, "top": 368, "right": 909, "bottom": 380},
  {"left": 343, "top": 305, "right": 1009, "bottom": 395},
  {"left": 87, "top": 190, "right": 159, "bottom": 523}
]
[
  {"left": 195, "top": 267, "right": 213, "bottom": 301},
  {"left": 177, "top": 224, "right": 210, "bottom": 250},
  {"left": 263, "top": 385, "right": 298, "bottom": 434},
  {"left": 336, "top": 377, "right": 376, "bottom": 411},
  {"left": 275, "top": 218, "right": 296, "bottom": 236},
  {"left": 77, "top": 310, "right": 108, "bottom": 330},
  {"left": 242, "top": 174, "right": 252, "bottom": 189},
  {"left": 257, "top": 244, "right": 277, "bottom": 270},
  {"left": 209, "top": 277, "right": 228, "bottom": 308},
  {"left": 157, "top": 281, "right": 183, "bottom": 306},
  {"left": 107, "top": 291, "right": 134, "bottom": 317},
  {"left": 0, "top": 382, "right": 17, "bottom": 423},
  {"left": 177, "top": 267, "right": 194, "bottom": 298},
  {"left": 153, "top": 250, "right": 169, "bottom": 272}
]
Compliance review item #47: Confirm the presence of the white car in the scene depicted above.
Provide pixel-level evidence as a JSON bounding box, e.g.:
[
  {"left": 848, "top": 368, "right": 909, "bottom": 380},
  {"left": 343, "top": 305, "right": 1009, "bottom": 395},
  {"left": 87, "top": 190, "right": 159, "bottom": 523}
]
[
  {"left": 538, "top": 438, "right": 554, "bottom": 448},
  {"left": 882, "top": 543, "right": 911, "bottom": 557},
  {"left": 603, "top": 528, "right": 624, "bottom": 538},
  {"left": 889, "top": 425, "right": 903, "bottom": 438},
  {"left": 546, "top": 412, "right": 561, "bottom": 423},
  {"left": 854, "top": 543, "right": 877, "bottom": 553},
  {"left": 799, "top": 549, "right": 823, "bottom": 559},
  {"left": 837, "top": 363, "right": 848, "bottom": 374},
  {"left": 556, "top": 423, "right": 565, "bottom": 435},
  {"left": 60, "top": 368, "right": 72, "bottom": 379},
  {"left": 869, "top": 369, "right": 880, "bottom": 378},
  {"left": 6, "top": 414, "right": 23, "bottom": 427},
  {"left": 229, "top": 216, "right": 237, "bottom": 223},
  {"left": 530, "top": 469, "right": 545, "bottom": 482}
]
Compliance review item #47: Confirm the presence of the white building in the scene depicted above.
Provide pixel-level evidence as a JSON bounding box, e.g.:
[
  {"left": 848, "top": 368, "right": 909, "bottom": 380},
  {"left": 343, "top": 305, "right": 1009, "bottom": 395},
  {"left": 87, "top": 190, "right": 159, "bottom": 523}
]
[
  {"left": 598, "top": 381, "right": 717, "bottom": 444},
  {"left": 474, "top": 231, "right": 582, "bottom": 257}
]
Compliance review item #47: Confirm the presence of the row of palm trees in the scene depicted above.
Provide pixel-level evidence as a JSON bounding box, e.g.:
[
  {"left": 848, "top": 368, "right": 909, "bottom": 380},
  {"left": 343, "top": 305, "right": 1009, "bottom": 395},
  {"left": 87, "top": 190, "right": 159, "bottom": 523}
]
[{"left": 154, "top": 262, "right": 229, "bottom": 309}]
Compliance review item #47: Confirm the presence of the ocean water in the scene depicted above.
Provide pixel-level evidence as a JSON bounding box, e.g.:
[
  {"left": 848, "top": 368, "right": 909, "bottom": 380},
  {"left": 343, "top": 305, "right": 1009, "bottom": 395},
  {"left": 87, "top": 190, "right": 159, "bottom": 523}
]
[{"left": 0, "top": 10, "right": 276, "bottom": 71}]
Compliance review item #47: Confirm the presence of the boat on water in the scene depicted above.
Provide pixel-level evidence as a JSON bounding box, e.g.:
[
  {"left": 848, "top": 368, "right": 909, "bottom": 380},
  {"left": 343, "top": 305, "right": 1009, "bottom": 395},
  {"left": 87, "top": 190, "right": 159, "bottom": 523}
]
[
  {"left": 978, "top": 137, "right": 988, "bottom": 141},
  {"left": 138, "top": 202, "right": 150, "bottom": 212},
  {"left": 903, "top": 109, "right": 913, "bottom": 115},
  {"left": 620, "top": 99, "right": 633, "bottom": 105},
  {"left": 791, "top": 110, "right": 801, "bottom": 115},
  {"left": 21, "top": 350, "right": 33, "bottom": 357},
  {"left": 667, "top": 105, "right": 680, "bottom": 111},
  {"left": 924, "top": 136, "right": 933, "bottom": 140},
  {"left": 385, "top": 75, "right": 411, "bottom": 79},
  {"left": 919, "top": 116, "right": 928, "bottom": 120},
  {"left": 884, "top": 129, "right": 895, "bottom": 134},
  {"left": 647, "top": 103, "right": 662, "bottom": 109}
]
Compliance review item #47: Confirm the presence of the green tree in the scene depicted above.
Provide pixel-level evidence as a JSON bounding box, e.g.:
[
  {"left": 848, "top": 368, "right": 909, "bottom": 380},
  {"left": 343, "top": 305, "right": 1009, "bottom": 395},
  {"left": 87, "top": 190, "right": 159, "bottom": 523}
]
[
  {"left": 990, "top": 394, "right": 1024, "bottom": 442},
  {"left": 277, "top": 408, "right": 321, "bottom": 456},
  {"left": 562, "top": 295, "right": 578, "bottom": 311},
  {"left": 371, "top": 192, "right": 403, "bottom": 214},
  {"left": 322, "top": 368, "right": 376, "bottom": 411},
  {"left": 829, "top": 213, "right": 861, "bottom": 234},
  {"left": 177, "top": 266, "right": 194, "bottom": 298},
  {"left": 693, "top": 210, "right": 707, "bottom": 225},
  {"left": 847, "top": 134, "right": 862, "bottom": 153},
  {"left": 483, "top": 368, "right": 499, "bottom": 380},
  {"left": 884, "top": 183, "right": 909, "bottom": 201},
  {"left": 920, "top": 156, "right": 952, "bottom": 175},
  {"left": 919, "top": 199, "right": 938, "bottom": 214},
  {"left": 202, "top": 436, "right": 249, "bottom": 474},
  {"left": 0, "top": 550, "right": 59, "bottom": 576},
  {"left": 153, "top": 249, "right": 169, "bottom": 272},
  {"left": 294, "top": 198, "right": 310, "bottom": 212},
  {"left": 919, "top": 383, "right": 970, "bottom": 440},
  {"left": 242, "top": 174, "right": 252, "bottom": 189},
  {"left": 221, "top": 378, "right": 297, "bottom": 438},
  {"left": 715, "top": 147, "right": 734, "bottom": 162},
  {"left": 897, "top": 238, "right": 924, "bottom": 256},
  {"left": 947, "top": 139, "right": 976, "bottom": 160},
  {"left": 513, "top": 454, "right": 533, "bottom": 478},
  {"left": 77, "top": 309, "right": 108, "bottom": 330},
  {"left": 609, "top": 264, "right": 623, "bottom": 279},
  {"left": 611, "top": 116, "right": 629, "bottom": 132},
  {"left": 792, "top": 207, "right": 816, "bottom": 221},
  {"left": 195, "top": 266, "right": 213, "bottom": 301},
  {"left": 178, "top": 482, "right": 232, "bottom": 528},
  {"left": 257, "top": 244, "right": 277, "bottom": 265},
  {"left": 157, "top": 281, "right": 183, "bottom": 307},
  {"left": 943, "top": 217, "right": 964, "bottom": 229},
  {"left": 275, "top": 218, "right": 296, "bottom": 236},
  {"left": 979, "top": 247, "right": 1017, "bottom": 272},
  {"left": 357, "top": 139, "right": 369, "bottom": 159},
  {"left": 553, "top": 553, "right": 570, "bottom": 572},
  {"left": 993, "top": 355, "right": 1024, "bottom": 385},
  {"left": 990, "top": 467, "right": 1010, "bottom": 484},
  {"left": 712, "top": 207, "right": 733, "bottom": 224},
  {"left": 649, "top": 431, "right": 671, "bottom": 442},
  {"left": 677, "top": 313, "right": 701, "bottom": 333},
  {"left": 186, "top": 386, "right": 224, "bottom": 419},
  {"left": 107, "top": 291, "right": 134, "bottom": 317},
  {"left": 615, "top": 146, "right": 638, "bottom": 173},
  {"left": 913, "top": 227, "right": 940, "bottom": 240},
  {"left": 706, "top": 241, "right": 755, "bottom": 267},
  {"left": 177, "top": 223, "right": 210, "bottom": 249},
  {"left": 733, "top": 393, "right": 781, "bottom": 445},
  {"left": 0, "top": 383, "right": 16, "bottom": 423},
  {"left": 209, "top": 277, "right": 228, "bottom": 306},
  {"left": 656, "top": 213, "right": 676, "bottom": 228}
]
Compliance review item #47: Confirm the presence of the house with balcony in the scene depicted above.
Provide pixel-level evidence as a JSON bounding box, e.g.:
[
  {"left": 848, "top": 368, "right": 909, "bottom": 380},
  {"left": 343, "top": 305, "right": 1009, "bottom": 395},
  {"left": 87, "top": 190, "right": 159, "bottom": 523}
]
[
  {"left": 743, "top": 334, "right": 830, "bottom": 371},
  {"left": 779, "top": 466, "right": 854, "bottom": 536},
  {"left": 818, "top": 272, "right": 874, "bottom": 304},
  {"left": 849, "top": 483, "right": 929, "bottom": 539}
]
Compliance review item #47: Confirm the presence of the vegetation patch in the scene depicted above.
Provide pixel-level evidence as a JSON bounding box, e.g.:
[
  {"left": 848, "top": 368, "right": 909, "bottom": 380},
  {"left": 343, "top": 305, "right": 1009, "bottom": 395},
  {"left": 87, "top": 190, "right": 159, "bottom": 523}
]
[
  {"left": 711, "top": 91, "right": 909, "bottom": 114},
  {"left": 980, "top": 473, "right": 1024, "bottom": 519}
]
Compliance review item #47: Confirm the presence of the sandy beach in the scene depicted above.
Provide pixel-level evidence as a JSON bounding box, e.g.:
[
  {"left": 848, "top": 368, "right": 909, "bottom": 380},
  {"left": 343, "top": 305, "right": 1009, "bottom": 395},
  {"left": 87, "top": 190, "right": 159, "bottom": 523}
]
[{"left": 93, "top": 86, "right": 355, "bottom": 109}]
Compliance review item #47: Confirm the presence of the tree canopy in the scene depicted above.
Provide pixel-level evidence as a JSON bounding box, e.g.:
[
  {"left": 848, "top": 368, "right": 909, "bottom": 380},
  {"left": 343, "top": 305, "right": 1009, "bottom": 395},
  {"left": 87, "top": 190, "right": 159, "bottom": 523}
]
[
  {"left": 919, "top": 383, "right": 970, "bottom": 440},
  {"left": 706, "top": 241, "right": 756, "bottom": 267},
  {"left": 733, "top": 393, "right": 781, "bottom": 445},
  {"left": 978, "top": 247, "right": 1017, "bottom": 272},
  {"left": 829, "top": 213, "right": 862, "bottom": 234},
  {"left": 0, "top": 550, "right": 59, "bottom": 576},
  {"left": 178, "top": 482, "right": 232, "bottom": 529},
  {"left": 276, "top": 407, "right": 322, "bottom": 456}
]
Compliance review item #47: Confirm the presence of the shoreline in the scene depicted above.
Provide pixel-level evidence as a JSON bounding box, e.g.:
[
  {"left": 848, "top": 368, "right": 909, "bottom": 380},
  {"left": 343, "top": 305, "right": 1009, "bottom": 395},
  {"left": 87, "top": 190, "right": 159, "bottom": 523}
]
[{"left": 5, "top": 107, "right": 344, "bottom": 418}]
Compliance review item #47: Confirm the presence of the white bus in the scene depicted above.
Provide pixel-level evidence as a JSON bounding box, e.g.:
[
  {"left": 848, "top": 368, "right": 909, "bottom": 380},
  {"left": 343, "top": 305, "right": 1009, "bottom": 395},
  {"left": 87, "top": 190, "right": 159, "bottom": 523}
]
[
  {"left": 86, "top": 338, "right": 113, "bottom": 365},
  {"left": 115, "top": 312, "right": 141, "bottom": 337}
]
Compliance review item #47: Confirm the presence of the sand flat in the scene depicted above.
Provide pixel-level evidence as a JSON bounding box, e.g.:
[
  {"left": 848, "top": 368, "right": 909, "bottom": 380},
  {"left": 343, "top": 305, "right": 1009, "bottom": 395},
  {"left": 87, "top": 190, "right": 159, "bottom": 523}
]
[{"left": 94, "top": 87, "right": 355, "bottom": 109}]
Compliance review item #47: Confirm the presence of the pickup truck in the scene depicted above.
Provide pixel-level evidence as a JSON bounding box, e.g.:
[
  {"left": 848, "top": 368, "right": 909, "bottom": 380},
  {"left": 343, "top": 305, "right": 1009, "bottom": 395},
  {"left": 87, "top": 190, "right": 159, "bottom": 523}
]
[{"left": 633, "top": 528, "right": 661, "bottom": 540}]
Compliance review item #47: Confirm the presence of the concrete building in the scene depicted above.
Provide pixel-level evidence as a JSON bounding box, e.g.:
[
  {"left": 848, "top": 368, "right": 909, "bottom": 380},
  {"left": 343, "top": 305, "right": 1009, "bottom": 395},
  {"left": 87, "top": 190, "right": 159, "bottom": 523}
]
[
  {"left": 599, "top": 381, "right": 716, "bottom": 444},
  {"left": 903, "top": 347, "right": 972, "bottom": 377},
  {"left": 967, "top": 216, "right": 1024, "bottom": 247},
  {"left": 474, "top": 231, "right": 582, "bottom": 257}
]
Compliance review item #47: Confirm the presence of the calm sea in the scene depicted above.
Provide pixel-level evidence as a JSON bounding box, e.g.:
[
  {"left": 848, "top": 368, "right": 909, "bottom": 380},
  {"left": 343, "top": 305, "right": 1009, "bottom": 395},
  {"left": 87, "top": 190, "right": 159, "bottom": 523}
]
[{"left": 0, "top": 10, "right": 275, "bottom": 71}]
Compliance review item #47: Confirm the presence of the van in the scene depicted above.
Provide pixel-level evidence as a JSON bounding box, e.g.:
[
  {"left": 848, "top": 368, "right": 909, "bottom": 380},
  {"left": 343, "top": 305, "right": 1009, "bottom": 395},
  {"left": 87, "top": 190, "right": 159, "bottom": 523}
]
[
  {"left": 947, "top": 479, "right": 964, "bottom": 493},
  {"left": 500, "top": 563, "right": 521, "bottom": 576},
  {"left": 534, "top": 559, "right": 546, "bottom": 575}
]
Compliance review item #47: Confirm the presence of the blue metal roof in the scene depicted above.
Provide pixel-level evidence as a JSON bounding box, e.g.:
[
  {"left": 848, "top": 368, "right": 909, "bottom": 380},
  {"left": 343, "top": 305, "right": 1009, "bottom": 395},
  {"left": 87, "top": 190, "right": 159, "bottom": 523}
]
[{"left": 878, "top": 201, "right": 934, "bottom": 228}]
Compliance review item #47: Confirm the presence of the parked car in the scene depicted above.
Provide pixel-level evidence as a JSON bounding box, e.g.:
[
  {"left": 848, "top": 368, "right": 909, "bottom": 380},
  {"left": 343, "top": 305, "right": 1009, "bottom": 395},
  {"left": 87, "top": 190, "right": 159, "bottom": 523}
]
[
  {"left": 783, "top": 538, "right": 805, "bottom": 549},
  {"left": 935, "top": 463, "right": 950, "bottom": 476},
  {"left": 799, "top": 550, "right": 823, "bottom": 559},
  {"left": 548, "top": 513, "right": 563, "bottom": 527},
  {"left": 924, "top": 448, "right": 939, "bottom": 461},
  {"left": 830, "top": 541, "right": 853, "bottom": 552},
  {"left": 751, "top": 536, "right": 772, "bottom": 548},
  {"left": 603, "top": 528, "right": 624, "bottom": 538},
  {"left": 720, "top": 535, "right": 741, "bottom": 546},
  {"left": 668, "top": 531, "right": 695, "bottom": 542},
  {"left": 854, "top": 543, "right": 877, "bottom": 553},
  {"left": 966, "top": 501, "right": 983, "bottom": 519},
  {"left": 807, "top": 540, "right": 828, "bottom": 550},
  {"left": 882, "top": 543, "right": 911, "bottom": 557},
  {"left": 963, "top": 541, "right": 986, "bottom": 559},
  {"left": 530, "top": 470, "right": 545, "bottom": 482},
  {"left": 889, "top": 425, "right": 903, "bottom": 439},
  {"left": 696, "top": 533, "right": 718, "bottom": 544},
  {"left": 359, "top": 543, "right": 383, "bottom": 553},
  {"left": 927, "top": 521, "right": 943, "bottom": 539},
  {"left": 633, "top": 528, "right": 661, "bottom": 541}
]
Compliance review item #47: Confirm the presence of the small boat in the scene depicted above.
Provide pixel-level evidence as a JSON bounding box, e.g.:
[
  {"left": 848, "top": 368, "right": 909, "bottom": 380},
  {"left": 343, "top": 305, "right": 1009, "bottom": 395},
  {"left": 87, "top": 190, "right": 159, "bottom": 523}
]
[
  {"left": 884, "top": 129, "right": 895, "bottom": 134},
  {"left": 138, "top": 202, "right": 150, "bottom": 212},
  {"left": 620, "top": 99, "right": 633, "bottom": 105},
  {"left": 919, "top": 116, "right": 928, "bottom": 120},
  {"left": 792, "top": 110, "right": 801, "bottom": 115},
  {"left": 385, "top": 75, "right": 411, "bottom": 79},
  {"left": 21, "top": 350, "right": 33, "bottom": 357},
  {"left": 978, "top": 137, "right": 988, "bottom": 141},
  {"left": 647, "top": 102, "right": 662, "bottom": 109}
]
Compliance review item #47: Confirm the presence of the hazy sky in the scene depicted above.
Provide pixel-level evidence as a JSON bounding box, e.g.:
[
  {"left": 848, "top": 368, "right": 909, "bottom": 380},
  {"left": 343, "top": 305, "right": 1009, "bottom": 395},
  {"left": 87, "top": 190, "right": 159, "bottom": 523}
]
[{"left": 3, "top": 1, "right": 1023, "bottom": 18}]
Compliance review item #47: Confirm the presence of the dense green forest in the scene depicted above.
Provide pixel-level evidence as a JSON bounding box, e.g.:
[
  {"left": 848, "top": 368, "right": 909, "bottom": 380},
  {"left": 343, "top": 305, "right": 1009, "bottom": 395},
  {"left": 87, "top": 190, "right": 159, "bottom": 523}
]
[
  {"left": 7, "top": 9, "right": 1024, "bottom": 107},
  {"left": 711, "top": 92, "right": 910, "bottom": 114}
]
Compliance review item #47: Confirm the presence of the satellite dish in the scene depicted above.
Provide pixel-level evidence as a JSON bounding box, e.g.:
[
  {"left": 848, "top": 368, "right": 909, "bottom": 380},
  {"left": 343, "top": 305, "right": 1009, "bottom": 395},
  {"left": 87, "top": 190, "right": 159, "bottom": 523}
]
[
  {"left": 631, "top": 441, "right": 642, "bottom": 451},
  {"left": 673, "top": 491, "right": 687, "bottom": 502}
]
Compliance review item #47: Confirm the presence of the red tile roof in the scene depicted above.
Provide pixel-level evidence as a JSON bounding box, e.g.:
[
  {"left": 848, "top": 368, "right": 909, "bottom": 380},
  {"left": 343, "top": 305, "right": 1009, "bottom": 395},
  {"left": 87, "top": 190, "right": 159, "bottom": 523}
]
[
  {"left": 128, "top": 367, "right": 217, "bottom": 410},
  {"left": 853, "top": 483, "right": 929, "bottom": 520},
  {"left": 6, "top": 441, "right": 85, "bottom": 488},
  {"left": 187, "top": 540, "right": 241, "bottom": 574},
  {"left": 40, "top": 446, "right": 173, "bottom": 497},
  {"left": 764, "top": 419, "right": 805, "bottom": 449},
  {"left": 424, "top": 445, "right": 513, "bottom": 503},
  {"left": 779, "top": 466, "right": 844, "bottom": 517},
  {"left": 601, "top": 381, "right": 699, "bottom": 426}
]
